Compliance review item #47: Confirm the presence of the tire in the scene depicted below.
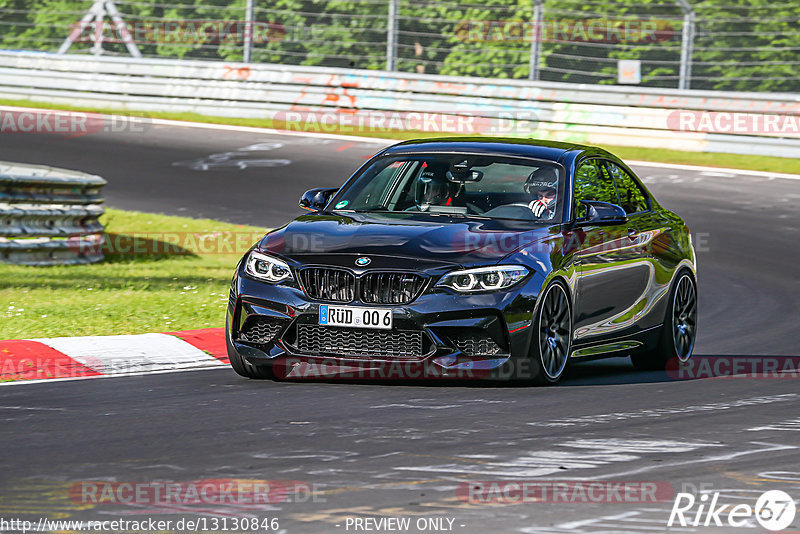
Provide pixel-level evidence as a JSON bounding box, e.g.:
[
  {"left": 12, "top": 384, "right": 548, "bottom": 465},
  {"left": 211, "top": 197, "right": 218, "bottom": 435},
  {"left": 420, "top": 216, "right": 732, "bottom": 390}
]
[
  {"left": 527, "top": 280, "right": 573, "bottom": 385},
  {"left": 632, "top": 270, "right": 697, "bottom": 371},
  {"left": 227, "top": 336, "right": 275, "bottom": 380}
]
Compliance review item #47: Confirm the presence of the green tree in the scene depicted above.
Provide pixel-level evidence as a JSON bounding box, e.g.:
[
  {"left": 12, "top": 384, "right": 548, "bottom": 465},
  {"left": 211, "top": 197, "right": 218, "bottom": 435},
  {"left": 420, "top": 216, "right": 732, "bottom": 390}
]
[{"left": 1, "top": 0, "right": 797, "bottom": 91}]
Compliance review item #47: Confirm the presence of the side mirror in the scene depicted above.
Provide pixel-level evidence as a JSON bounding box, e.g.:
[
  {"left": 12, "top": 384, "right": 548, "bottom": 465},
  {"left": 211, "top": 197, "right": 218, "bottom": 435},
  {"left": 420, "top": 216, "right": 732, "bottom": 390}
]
[
  {"left": 574, "top": 200, "right": 627, "bottom": 226},
  {"left": 299, "top": 188, "right": 338, "bottom": 211}
]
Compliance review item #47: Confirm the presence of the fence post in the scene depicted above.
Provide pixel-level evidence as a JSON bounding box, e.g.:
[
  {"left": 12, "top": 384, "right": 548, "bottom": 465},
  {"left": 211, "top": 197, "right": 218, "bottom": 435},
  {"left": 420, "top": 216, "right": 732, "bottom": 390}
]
[
  {"left": 528, "top": 0, "right": 544, "bottom": 81},
  {"left": 244, "top": 0, "right": 255, "bottom": 63},
  {"left": 675, "top": 0, "right": 695, "bottom": 90},
  {"left": 386, "top": 0, "right": 398, "bottom": 71}
]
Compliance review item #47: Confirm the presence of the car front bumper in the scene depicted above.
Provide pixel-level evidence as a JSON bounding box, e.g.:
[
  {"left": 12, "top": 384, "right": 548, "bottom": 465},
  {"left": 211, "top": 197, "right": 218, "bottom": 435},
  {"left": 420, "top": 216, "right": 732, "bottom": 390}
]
[{"left": 227, "top": 267, "right": 547, "bottom": 380}]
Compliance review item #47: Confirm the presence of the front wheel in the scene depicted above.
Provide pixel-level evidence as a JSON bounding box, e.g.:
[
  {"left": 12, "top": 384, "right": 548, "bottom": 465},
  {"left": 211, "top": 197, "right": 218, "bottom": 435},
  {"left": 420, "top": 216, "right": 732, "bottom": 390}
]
[
  {"left": 632, "top": 271, "right": 697, "bottom": 371},
  {"left": 528, "top": 280, "right": 572, "bottom": 385},
  {"left": 227, "top": 333, "right": 274, "bottom": 380}
]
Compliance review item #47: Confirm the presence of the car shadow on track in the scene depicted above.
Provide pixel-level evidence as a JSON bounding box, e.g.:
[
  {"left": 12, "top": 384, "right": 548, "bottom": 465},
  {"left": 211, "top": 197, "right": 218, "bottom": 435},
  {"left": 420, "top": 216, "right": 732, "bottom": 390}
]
[
  {"left": 258, "top": 354, "right": 799, "bottom": 388},
  {"left": 560, "top": 356, "right": 669, "bottom": 386},
  {"left": 560, "top": 353, "right": 800, "bottom": 387},
  {"left": 262, "top": 356, "right": 659, "bottom": 388}
]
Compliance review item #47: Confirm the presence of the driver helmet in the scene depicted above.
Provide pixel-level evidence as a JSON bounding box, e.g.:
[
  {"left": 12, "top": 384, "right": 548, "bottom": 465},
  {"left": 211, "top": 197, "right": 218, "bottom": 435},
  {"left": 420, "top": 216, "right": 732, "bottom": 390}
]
[
  {"left": 524, "top": 166, "right": 559, "bottom": 218},
  {"left": 415, "top": 162, "right": 456, "bottom": 210},
  {"left": 524, "top": 166, "right": 559, "bottom": 197}
]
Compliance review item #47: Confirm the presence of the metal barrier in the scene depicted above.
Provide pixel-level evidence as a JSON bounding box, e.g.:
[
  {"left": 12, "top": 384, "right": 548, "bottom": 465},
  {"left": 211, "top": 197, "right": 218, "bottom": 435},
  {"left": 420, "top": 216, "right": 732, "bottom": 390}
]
[
  {"left": 0, "top": 160, "right": 106, "bottom": 266},
  {"left": 0, "top": 50, "right": 798, "bottom": 158}
]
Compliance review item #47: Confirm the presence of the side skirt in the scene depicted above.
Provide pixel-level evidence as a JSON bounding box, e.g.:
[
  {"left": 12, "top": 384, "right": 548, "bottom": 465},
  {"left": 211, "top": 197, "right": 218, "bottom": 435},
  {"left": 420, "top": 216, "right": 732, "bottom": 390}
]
[{"left": 569, "top": 325, "right": 662, "bottom": 361}]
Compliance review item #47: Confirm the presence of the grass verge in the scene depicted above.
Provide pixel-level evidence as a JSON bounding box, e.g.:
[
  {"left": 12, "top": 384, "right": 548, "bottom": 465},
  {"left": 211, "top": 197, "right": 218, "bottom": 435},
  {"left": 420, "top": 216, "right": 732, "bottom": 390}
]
[
  {"left": 0, "top": 208, "right": 266, "bottom": 339},
  {"left": 2, "top": 97, "right": 799, "bottom": 175}
]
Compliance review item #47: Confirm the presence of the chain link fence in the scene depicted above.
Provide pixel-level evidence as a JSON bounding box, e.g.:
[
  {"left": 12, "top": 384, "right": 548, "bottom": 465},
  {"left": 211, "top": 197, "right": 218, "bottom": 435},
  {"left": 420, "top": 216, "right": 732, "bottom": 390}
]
[{"left": 0, "top": 0, "right": 798, "bottom": 92}]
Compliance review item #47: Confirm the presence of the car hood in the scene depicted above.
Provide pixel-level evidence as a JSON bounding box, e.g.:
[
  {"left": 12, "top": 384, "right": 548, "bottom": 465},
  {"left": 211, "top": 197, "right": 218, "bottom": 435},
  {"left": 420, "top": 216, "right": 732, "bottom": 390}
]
[{"left": 257, "top": 211, "right": 558, "bottom": 268}]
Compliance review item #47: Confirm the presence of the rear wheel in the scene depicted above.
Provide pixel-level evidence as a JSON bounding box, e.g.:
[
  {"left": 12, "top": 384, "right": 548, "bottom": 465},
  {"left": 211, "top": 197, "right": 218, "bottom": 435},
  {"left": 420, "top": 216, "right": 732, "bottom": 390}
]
[
  {"left": 528, "top": 280, "right": 572, "bottom": 385},
  {"left": 632, "top": 271, "right": 697, "bottom": 371}
]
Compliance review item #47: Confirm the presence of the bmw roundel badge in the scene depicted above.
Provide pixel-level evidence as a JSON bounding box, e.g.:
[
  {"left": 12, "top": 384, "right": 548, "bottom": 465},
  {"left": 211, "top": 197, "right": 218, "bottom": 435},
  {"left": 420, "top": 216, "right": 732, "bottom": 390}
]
[{"left": 355, "top": 257, "right": 371, "bottom": 266}]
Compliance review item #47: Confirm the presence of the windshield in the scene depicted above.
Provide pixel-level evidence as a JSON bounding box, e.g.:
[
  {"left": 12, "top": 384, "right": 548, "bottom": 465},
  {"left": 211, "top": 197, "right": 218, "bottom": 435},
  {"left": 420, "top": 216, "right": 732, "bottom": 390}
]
[{"left": 331, "top": 154, "right": 564, "bottom": 222}]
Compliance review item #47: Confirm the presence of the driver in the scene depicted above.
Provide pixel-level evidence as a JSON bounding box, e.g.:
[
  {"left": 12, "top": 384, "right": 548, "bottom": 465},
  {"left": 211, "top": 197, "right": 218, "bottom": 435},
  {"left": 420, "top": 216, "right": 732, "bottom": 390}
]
[
  {"left": 414, "top": 162, "right": 460, "bottom": 211},
  {"left": 524, "top": 166, "right": 559, "bottom": 219}
]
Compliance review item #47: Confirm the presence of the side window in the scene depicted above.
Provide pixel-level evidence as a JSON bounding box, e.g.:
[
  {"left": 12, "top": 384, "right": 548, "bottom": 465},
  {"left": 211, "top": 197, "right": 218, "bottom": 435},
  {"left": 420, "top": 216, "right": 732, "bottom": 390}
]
[
  {"left": 606, "top": 162, "right": 650, "bottom": 214},
  {"left": 574, "top": 159, "right": 619, "bottom": 219},
  {"left": 347, "top": 160, "right": 408, "bottom": 209}
]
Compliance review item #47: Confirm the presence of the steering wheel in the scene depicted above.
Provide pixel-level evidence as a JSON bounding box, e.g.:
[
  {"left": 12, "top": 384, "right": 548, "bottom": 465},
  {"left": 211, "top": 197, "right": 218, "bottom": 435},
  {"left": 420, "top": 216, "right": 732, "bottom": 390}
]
[{"left": 481, "top": 202, "right": 556, "bottom": 221}]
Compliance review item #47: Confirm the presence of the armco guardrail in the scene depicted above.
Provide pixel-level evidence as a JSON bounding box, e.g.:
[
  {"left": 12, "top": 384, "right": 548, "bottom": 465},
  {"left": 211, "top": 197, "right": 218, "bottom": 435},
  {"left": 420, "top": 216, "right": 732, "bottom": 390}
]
[
  {"left": 0, "top": 160, "right": 106, "bottom": 266},
  {"left": 0, "top": 50, "right": 798, "bottom": 158}
]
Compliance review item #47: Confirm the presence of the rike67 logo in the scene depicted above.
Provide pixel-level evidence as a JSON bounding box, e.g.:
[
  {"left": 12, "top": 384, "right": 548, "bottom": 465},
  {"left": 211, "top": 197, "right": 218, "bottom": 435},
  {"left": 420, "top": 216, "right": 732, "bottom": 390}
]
[{"left": 669, "top": 490, "right": 796, "bottom": 531}]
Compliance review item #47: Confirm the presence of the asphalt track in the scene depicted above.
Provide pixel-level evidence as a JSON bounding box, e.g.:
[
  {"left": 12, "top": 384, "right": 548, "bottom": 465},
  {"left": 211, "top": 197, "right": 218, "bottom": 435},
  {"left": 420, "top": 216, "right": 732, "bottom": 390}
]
[{"left": 1, "top": 121, "right": 799, "bottom": 533}]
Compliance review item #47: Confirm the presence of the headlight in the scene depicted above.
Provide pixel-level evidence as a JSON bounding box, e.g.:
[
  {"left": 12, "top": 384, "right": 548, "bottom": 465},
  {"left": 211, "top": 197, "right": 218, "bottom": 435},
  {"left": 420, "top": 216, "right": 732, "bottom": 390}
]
[
  {"left": 244, "top": 251, "right": 293, "bottom": 283},
  {"left": 435, "top": 265, "right": 529, "bottom": 293}
]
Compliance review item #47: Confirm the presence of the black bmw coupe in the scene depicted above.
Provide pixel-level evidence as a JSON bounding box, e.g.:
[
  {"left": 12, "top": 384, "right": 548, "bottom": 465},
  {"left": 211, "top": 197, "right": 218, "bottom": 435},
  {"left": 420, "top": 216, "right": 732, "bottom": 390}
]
[{"left": 226, "top": 138, "right": 697, "bottom": 384}]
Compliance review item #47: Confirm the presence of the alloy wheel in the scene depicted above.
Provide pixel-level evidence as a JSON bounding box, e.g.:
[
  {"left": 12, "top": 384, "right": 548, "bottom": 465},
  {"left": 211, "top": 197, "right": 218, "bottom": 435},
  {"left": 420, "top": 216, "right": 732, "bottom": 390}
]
[
  {"left": 672, "top": 274, "right": 697, "bottom": 362},
  {"left": 538, "top": 283, "right": 572, "bottom": 380}
]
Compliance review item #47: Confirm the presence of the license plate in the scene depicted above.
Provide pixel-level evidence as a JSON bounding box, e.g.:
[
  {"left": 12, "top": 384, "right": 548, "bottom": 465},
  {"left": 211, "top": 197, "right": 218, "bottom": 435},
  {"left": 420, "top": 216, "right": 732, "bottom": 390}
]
[{"left": 319, "top": 305, "right": 392, "bottom": 330}]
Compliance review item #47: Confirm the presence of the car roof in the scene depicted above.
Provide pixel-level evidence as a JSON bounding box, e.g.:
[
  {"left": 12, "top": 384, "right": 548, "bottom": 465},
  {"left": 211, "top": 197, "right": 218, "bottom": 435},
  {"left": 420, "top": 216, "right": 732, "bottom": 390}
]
[{"left": 381, "top": 137, "right": 611, "bottom": 163}]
